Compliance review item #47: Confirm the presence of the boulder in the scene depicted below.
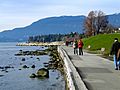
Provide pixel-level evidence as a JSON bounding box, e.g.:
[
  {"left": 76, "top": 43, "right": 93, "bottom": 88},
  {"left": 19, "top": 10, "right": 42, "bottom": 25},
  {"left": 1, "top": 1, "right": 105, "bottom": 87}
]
[
  {"left": 31, "top": 65, "right": 35, "bottom": 68},
  {"left": 5, "top": 66, "right": 11, "bottom": 69},
  {"left": 43, "top": 62, "right": 49, "bottom": 64},
  {"left": 30, "top": 73, "right": 36, "bottom": 78},
  {"left": 36, "top": 57, "right": 40, "bottom": 59},
  {"left": 44, "top": 64, "right": 49, "bottom": 68},
  {"left": 22, "top": 58, "right": 25, "bottom": 61},
  {"left": 22, "top": 65, "right": 29, "bottom": 68},
  {"left": 36, "top": 68, "right": 49, "bottom": 78}
]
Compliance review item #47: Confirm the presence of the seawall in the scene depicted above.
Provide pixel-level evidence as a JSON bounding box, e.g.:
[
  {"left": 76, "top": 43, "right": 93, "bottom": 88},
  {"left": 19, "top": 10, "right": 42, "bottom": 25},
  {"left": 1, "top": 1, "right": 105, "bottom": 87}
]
[{"left": 58, "top": 46, "right": 88, "bottom": 90}]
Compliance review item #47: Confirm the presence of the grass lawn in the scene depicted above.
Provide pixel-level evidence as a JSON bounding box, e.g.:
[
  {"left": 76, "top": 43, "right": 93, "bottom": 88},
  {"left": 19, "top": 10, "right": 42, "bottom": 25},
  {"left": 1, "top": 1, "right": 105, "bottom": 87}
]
[{"left": 83, "top": 33, "right": 120, "bottom": 56}]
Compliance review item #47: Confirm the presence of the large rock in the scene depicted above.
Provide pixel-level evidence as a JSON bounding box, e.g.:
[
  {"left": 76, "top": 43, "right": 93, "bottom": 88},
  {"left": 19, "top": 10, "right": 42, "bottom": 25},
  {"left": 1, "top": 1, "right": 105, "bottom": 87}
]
[{"left": 36, "top": 68, "right": 49, "bottom": 78}]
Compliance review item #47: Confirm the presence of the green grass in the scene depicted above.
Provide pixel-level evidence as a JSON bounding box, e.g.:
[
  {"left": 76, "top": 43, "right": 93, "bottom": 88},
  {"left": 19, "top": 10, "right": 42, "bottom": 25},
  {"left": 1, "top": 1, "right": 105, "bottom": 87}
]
[{"left": 83, "top": 33, "right": 120, "bottom": 55}]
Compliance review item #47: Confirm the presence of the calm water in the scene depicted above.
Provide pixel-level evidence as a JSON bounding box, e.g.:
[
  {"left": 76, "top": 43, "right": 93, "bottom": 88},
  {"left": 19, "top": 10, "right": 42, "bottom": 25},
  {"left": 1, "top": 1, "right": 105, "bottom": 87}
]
[{"left": 0, "top": 42, "right": 65, "bottom": 90}]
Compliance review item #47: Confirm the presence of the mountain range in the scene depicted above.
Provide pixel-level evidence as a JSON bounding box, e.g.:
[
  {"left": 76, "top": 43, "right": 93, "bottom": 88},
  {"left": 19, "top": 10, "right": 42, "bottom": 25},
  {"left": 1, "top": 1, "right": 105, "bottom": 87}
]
[{"left": 0, "top": 13, "right": 120, "bottom": 42}]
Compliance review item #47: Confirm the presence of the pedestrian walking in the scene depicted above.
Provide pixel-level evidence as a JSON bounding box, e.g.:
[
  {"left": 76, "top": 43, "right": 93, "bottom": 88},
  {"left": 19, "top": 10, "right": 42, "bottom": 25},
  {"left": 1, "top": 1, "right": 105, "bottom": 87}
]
[
  {"left": 73, "top": 39, "right": 78, "bottom": 55},
  {"left": 110, "top": 38, "right": 120, "bottom": 70},
  {"left": 78, "top": 38, "right": 84, "bottom": 55}
]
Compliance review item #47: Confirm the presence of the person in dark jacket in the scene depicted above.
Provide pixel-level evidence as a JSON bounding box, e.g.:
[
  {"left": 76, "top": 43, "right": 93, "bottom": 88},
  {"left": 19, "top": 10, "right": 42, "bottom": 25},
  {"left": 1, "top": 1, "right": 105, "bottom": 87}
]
[
  {"left": 73, "top": 39, "right": 78, "bottom": 55},
  {"left": 110, "top": 38, "right": 120, "bottom": 70}
]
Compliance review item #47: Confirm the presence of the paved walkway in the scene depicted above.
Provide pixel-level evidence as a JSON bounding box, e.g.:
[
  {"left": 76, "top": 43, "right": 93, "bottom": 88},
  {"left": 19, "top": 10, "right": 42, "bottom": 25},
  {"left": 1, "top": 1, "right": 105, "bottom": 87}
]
[{"left": 62, "top": 46, "right": 120, "bottom": 90}]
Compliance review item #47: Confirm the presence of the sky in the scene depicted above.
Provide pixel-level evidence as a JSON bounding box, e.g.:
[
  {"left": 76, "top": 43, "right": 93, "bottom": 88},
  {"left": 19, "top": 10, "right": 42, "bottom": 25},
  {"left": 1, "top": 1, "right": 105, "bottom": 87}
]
[{"left": 0, "top": 0, "right": 120, "bottom": 32}]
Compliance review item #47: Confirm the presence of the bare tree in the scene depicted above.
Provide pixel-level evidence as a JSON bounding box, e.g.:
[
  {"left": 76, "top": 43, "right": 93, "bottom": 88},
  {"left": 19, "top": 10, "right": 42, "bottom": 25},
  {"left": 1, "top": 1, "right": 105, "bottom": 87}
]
[
  {"left": 84, "top": 10, "right": 108, "bottom": 36},
  {"left": 95, "top": 11, "right": 108, "bottom": 34},
  {"left": 84, "top": 11, "right": 96, "bottom": 36}
]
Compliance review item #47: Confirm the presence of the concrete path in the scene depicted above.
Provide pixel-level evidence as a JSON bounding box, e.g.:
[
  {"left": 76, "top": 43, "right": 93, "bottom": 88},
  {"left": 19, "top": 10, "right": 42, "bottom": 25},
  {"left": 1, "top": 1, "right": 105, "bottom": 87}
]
[{"left": 61, "top": 46, "right": 120, "bottom": 90}]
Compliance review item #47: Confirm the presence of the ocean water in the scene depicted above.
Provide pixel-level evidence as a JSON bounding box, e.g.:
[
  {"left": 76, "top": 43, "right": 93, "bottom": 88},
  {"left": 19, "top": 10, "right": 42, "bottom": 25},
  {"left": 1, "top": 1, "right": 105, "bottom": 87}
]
[{"left": 0, "top": 42, "right": 65, "bottom": 90}]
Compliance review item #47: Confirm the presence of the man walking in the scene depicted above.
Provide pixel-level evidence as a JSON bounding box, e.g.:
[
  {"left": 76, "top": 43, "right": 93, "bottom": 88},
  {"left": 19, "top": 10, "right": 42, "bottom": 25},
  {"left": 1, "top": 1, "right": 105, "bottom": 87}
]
[{"left": 110, "top": 38, "right": 120, "bottom": 70}]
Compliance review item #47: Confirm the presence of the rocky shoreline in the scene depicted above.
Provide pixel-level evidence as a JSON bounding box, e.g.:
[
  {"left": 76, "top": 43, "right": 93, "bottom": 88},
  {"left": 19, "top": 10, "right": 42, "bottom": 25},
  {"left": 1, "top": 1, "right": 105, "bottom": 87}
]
[{"left": 15, "top": 45, "right": 64, "bottom": 79}]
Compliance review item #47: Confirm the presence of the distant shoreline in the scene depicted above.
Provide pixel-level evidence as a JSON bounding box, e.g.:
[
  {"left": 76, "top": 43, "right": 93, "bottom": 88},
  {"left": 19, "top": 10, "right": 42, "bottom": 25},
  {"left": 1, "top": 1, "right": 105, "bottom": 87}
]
[{"left": 16, "top": 41, "right": 64, "bottom": 46}]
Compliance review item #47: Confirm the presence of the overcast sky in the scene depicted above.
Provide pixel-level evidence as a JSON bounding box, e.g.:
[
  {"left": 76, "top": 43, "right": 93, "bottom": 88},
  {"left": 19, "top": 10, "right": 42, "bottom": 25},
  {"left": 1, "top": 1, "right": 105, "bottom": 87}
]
[{"left": 0, "top": 0, "right": 120, "bottom": 32}]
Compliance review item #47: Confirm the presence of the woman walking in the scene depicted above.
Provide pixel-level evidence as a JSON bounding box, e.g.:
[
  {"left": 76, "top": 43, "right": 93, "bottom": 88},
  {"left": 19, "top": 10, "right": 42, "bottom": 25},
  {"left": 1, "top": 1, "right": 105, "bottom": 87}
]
[{"left": 78, "top": 38, "right": 84, "bottom": 55}]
